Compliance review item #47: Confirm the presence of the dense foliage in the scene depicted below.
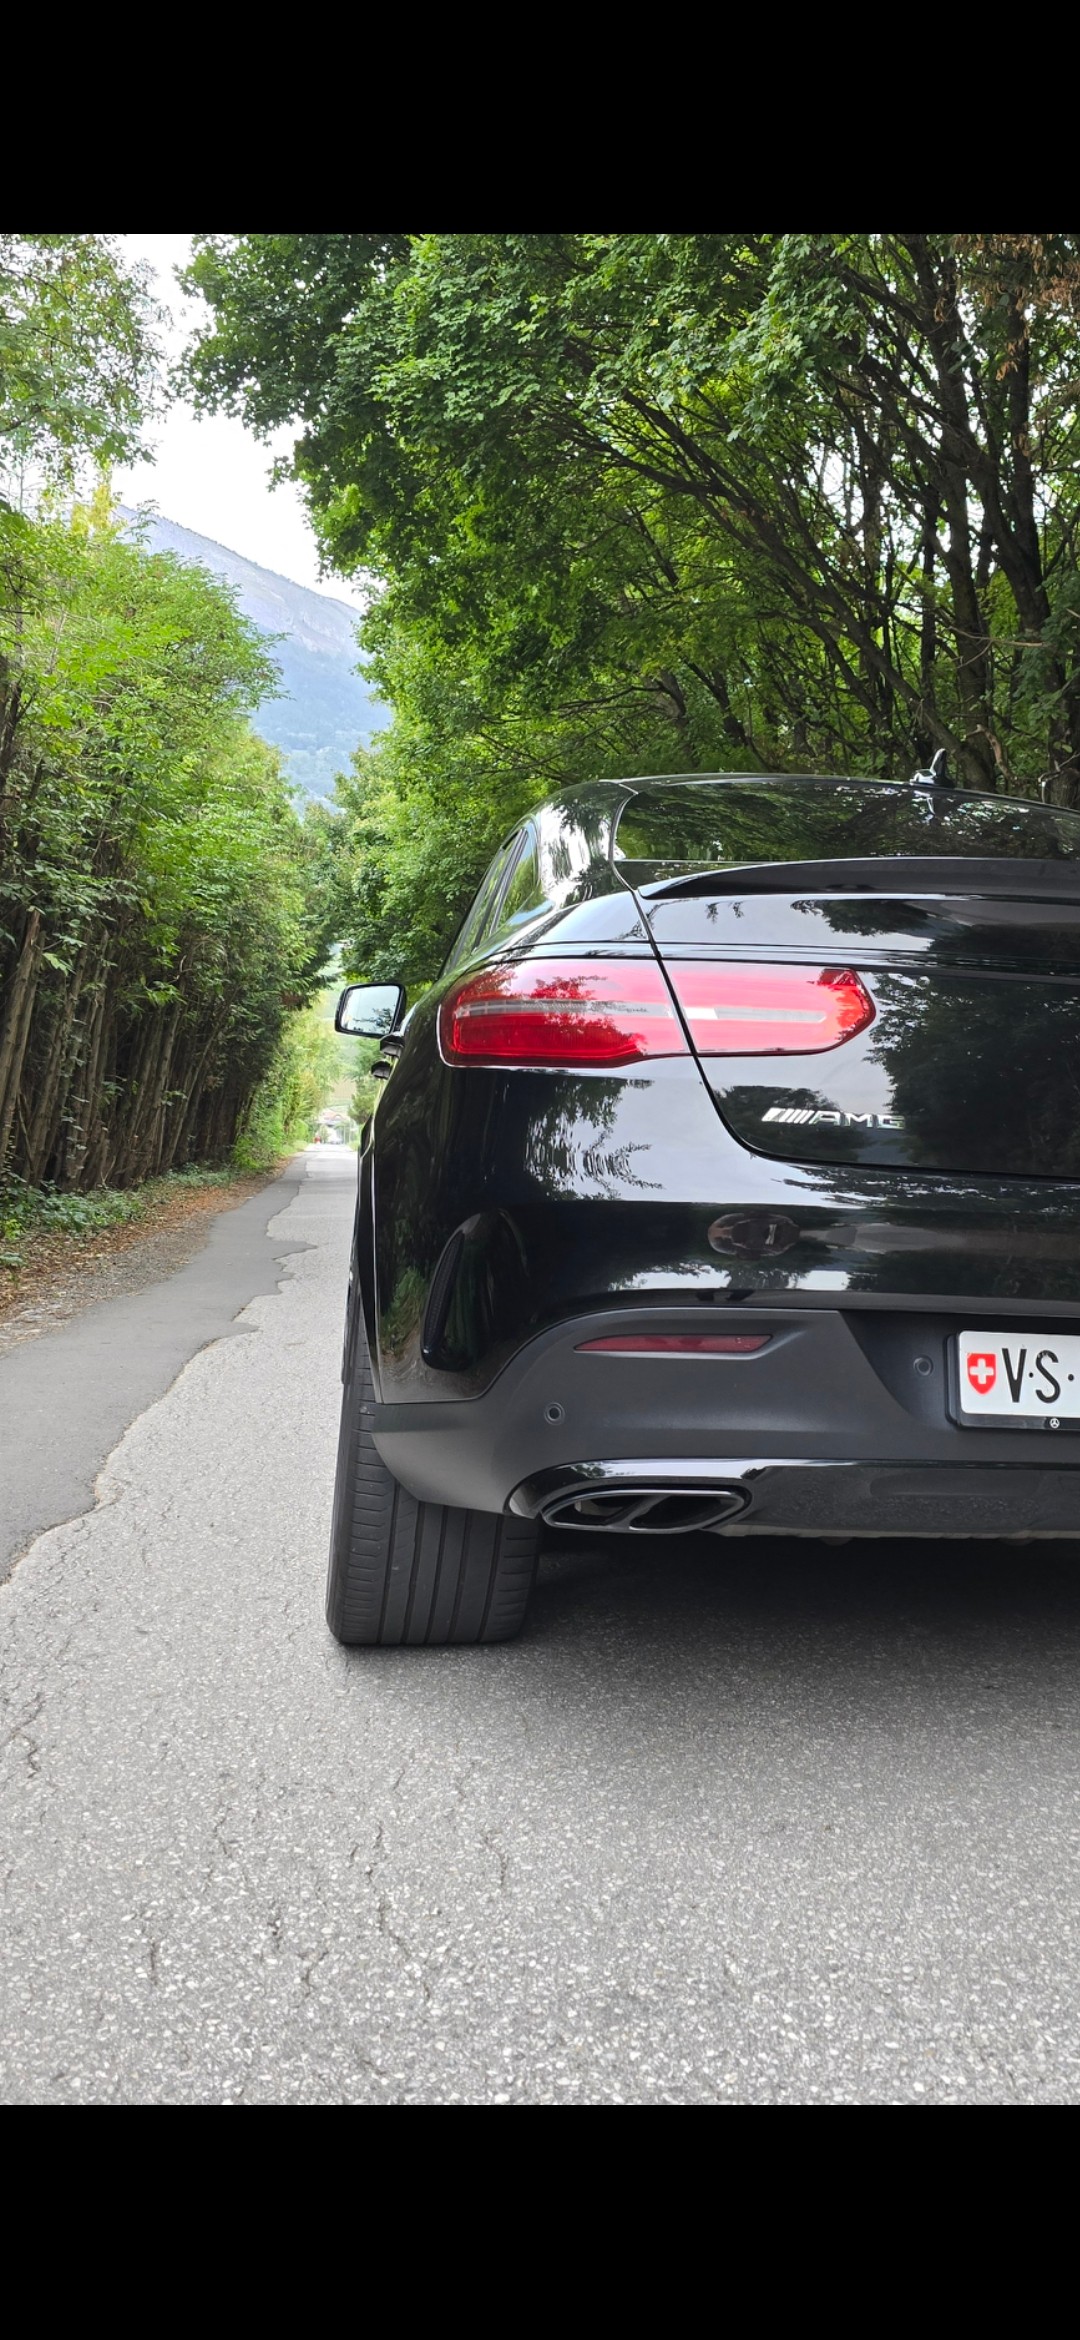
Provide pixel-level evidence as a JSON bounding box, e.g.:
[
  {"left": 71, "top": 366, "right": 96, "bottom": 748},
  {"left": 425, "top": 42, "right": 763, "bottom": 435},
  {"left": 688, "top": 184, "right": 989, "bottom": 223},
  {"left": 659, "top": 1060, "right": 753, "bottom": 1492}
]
[
  {"left": 0, "top": 232, "right": 158, "bottom": 490},
  {"left": 185, "top": 232, "right": 1080, "bottom": 982},
  {"left": 0, "top": 237, "right": 340, "bottom": 1194}
]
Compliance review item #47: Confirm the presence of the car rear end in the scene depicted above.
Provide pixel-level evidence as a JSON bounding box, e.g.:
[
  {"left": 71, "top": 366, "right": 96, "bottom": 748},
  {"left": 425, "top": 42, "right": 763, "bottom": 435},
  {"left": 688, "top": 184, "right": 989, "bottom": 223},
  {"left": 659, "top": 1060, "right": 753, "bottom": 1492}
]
[{"left": 368, "top": 777, "right": 1080, "bottom": 1542}]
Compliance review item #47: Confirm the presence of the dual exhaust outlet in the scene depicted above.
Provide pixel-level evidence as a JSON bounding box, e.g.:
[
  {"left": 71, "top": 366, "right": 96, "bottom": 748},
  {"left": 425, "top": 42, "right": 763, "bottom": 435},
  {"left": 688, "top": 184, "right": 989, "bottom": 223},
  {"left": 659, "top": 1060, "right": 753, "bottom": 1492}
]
[{"left": 540, "top": 1484, "right": 750, "bottom": 1535}]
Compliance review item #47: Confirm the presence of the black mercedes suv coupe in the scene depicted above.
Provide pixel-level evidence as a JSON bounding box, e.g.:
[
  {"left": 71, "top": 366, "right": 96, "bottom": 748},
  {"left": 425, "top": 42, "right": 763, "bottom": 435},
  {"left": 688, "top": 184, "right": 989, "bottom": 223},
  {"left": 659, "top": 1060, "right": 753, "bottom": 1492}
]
[{"left": 328, "top": 771, "right": 1080, "bottom": 1646}]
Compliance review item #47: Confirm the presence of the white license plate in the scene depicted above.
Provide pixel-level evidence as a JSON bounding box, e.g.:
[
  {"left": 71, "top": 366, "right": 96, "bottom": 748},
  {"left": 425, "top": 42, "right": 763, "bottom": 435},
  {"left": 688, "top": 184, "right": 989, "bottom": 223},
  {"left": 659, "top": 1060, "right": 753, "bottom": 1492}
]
[{"left": 957, "top": 1330, "right": 1080, "bottom": 1422}]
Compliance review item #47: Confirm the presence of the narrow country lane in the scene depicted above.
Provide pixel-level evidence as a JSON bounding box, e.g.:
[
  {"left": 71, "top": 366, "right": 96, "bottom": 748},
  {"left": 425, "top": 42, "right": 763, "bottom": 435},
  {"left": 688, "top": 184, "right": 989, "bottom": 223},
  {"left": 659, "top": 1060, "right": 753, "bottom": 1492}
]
[{"left": 3, "top": 1151, "right": 1080, "bottom": 2104}]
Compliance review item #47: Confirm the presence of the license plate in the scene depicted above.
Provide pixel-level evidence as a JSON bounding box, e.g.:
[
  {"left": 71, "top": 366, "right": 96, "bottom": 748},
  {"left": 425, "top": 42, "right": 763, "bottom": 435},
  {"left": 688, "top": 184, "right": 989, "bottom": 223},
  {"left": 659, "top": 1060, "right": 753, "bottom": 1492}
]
[{"left": 956, "top": 1330, "right": 1080, "bottom": 1424}]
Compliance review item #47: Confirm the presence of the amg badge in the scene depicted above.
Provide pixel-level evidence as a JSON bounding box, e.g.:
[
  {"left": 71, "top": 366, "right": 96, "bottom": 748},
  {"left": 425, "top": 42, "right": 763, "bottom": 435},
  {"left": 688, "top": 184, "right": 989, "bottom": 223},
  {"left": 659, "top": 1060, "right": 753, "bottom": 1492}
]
[{"left": 762, "top": 1107, "right": 906, "bottom": 1128}]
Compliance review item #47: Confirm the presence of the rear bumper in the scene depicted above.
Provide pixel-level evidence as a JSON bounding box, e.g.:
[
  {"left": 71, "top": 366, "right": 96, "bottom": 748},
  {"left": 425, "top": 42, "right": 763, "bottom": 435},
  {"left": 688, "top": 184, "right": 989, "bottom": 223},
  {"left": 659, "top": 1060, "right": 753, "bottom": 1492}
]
[
  {"left": 510, "top": 1456, "right": 1080, "bottom": 1537},
  {"left": 371, "top": 1302, "right": 1080, "bottom": 1536},
  {"left": 367, "top": 1047, "right": 1080, "bottom": 1408}
]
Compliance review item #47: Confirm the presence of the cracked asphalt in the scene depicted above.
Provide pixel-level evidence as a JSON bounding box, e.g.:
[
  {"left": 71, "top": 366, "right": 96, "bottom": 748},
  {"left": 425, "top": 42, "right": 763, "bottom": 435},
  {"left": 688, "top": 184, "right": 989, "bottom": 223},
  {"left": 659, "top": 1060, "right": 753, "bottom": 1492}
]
[{"left": 5, "top": 1147, "right": 1080, "bottom": 2103}]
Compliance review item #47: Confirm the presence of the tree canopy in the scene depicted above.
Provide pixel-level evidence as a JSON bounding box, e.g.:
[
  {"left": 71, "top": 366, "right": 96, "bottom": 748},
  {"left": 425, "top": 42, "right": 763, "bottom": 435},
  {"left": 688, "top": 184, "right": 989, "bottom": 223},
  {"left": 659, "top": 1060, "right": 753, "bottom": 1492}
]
[
  {"left": 184, "top": 232, "right": 1080, "bottom": 980},
  {"left": 0, "top": 233, "right": 159, "bottom": 489}
]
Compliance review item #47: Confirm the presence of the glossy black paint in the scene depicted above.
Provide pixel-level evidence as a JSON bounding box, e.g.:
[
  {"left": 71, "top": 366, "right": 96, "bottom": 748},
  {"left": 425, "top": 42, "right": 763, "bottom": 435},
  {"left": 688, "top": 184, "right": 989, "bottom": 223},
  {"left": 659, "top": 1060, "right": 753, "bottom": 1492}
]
[
  {"left": 645, "top": 887, "right": 1080, "bottom": 1177},
  {"left": 345, "top": 774, "right": 1080, "bottom": 1522},
  {"left": 369, "top": 1300, "right": 1080, "bottom": 1522}
]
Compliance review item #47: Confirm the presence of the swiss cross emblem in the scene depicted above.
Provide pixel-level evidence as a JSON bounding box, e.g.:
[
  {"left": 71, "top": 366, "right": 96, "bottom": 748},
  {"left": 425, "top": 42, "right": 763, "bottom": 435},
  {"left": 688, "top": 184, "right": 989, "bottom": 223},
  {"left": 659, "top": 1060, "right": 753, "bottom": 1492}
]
[{"left": 967, "top": 1352, "right": 997, "bottom": 1394}]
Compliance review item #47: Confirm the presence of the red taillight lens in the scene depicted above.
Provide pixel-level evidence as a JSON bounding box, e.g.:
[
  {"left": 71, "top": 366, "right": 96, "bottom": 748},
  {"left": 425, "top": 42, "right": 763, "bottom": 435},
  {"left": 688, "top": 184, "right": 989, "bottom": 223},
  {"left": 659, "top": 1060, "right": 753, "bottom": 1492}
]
[
  {"left": 663, "top": 964, "right": 874, "bottom": 1054},
  {"left": 576, "top": 1333, "right": 770, "bottom": 1354},
  {"left": 440, "top": 958, "right": 688, "bottom": 1068}
]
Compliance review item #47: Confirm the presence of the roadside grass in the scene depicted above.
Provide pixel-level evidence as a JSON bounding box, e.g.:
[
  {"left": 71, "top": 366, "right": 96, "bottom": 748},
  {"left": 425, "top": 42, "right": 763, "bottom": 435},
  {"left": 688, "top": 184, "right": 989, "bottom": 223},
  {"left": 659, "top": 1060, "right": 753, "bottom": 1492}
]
[{"left": 0, "top": 1164, "right": 240, "bottom": 1274}]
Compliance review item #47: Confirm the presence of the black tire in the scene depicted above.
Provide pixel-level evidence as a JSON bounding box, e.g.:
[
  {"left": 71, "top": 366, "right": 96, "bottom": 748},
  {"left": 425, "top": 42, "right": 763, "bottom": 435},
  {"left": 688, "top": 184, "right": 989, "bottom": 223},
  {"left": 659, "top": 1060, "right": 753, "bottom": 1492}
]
[{"left": 326, "top": 1320, "right": 540, "bottom": 1646}]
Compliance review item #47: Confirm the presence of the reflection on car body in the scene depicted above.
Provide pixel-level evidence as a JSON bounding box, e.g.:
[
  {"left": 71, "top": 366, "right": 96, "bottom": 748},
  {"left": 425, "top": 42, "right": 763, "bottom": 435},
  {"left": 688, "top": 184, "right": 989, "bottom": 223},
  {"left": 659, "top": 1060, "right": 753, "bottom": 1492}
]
[{"left": 327, "top": 773, "right": 1080, "bottom": 1646}]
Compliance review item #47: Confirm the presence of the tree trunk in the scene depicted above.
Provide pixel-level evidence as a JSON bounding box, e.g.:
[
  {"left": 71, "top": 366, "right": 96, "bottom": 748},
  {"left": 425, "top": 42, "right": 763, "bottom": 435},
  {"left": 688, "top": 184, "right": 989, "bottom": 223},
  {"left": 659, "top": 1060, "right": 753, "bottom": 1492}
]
[
  {"left": 23, "top": 951, "right": 90, "bottom": 1185},
  {"left": 66, "top": 968, "right": 115, "bottom": 1189},
  {"left": 0, "top": 909, "right": 42, "bottom": 1174}
]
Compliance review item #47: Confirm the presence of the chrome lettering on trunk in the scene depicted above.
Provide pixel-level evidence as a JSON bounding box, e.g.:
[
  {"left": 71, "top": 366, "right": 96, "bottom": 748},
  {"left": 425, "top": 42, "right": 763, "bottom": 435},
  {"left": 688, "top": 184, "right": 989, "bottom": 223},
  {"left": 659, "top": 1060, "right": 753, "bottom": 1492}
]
[{"left": 762, "top": 1107, "right": 906, "bottom": 1129}]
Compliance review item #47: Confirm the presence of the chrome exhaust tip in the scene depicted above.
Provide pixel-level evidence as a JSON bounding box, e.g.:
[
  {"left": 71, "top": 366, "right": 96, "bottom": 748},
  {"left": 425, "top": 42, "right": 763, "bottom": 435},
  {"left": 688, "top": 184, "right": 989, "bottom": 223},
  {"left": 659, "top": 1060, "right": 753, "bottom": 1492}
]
[{"left": 541, "top": 1485, "right": 750, "bottom": 1535}]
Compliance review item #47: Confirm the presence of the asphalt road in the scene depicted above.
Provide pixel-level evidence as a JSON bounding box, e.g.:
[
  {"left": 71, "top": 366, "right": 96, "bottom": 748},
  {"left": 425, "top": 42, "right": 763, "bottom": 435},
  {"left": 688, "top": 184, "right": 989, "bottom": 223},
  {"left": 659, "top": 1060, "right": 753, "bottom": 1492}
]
[
  {"left": 0, "top": 1165, "right": 313, "bottom": 1581},
  {"left": 3, "top": 1147, "right": 1080, "bottom": 2104}
]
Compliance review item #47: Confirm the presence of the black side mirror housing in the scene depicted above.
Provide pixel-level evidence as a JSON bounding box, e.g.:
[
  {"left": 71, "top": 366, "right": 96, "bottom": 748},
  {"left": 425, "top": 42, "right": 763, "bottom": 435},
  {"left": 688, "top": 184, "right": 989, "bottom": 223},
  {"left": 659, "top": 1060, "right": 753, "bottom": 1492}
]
[{"left": 335, "top": 982, "right": 406, "bottom": 1039}]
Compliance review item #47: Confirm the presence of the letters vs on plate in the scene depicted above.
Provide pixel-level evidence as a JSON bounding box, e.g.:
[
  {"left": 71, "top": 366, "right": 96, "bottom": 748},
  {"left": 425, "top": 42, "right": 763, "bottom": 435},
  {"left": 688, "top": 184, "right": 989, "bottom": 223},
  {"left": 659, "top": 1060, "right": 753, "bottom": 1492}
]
[{"left": 957, "top": 1331, "right": 1080, "bottom": 1423}]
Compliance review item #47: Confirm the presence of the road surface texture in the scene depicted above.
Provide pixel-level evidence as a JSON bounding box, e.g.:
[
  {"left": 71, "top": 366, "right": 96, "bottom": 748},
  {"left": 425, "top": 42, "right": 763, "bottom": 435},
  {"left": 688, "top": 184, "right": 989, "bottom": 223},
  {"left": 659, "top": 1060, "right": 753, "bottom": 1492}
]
[{"left": 3, "top": 1148, "right": 1080, "bottom": 2105}]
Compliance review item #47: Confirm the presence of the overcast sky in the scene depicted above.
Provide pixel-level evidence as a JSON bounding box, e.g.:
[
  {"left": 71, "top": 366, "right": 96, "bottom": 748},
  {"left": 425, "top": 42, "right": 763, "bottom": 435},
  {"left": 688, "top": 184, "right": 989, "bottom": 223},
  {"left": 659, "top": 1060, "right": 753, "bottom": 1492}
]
[{"left": 112, "top": 235, "right": 363, "bottom": 610}]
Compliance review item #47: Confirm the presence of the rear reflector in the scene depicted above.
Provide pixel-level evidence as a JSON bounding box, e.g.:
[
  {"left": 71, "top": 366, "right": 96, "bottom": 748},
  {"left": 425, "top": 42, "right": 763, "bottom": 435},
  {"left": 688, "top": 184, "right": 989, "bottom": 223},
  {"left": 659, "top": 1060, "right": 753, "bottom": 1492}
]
[
  {"left": 440, "top": 958, "right": 688, "bottom": 1067},
  {"left": 576, "top": 1333, "right": 770, "bottom": 1355},
  {"left": 663, "top": 964, "right": 874, "bottom": 1053}
]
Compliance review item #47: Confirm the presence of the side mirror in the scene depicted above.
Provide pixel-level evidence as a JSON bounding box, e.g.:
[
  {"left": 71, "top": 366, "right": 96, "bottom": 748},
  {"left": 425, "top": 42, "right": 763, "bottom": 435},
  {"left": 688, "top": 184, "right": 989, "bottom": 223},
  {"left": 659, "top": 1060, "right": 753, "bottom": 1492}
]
[{"left": 335, "top": 982, "right": 406, "bottom": 1039}]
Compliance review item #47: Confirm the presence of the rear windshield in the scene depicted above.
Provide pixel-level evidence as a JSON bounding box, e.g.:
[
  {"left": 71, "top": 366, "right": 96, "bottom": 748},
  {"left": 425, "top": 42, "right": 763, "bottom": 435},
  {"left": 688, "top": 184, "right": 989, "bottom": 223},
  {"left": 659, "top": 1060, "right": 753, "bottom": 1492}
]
[{"left": 613, "top": 779, "right": 1080, "bottom": 872}]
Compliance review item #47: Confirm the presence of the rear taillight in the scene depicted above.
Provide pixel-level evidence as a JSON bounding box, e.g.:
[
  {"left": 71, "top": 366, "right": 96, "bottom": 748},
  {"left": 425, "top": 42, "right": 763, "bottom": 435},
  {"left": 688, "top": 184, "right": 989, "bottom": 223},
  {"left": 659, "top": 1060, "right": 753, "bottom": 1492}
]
[
  {"left": 438, "top": 957, "right": 873, "bottom": 1068},
  {"left": 663, "top": 964, "right": 874, "bottom": 1053},
  {"left": 439, "top": 958, "right": 688, "bottom": 1068}
]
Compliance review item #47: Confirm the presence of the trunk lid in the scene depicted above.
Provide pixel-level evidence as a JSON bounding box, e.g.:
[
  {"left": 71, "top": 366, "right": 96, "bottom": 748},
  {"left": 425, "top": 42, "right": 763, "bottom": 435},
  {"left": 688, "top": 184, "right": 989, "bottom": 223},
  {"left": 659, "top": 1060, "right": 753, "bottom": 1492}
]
[{"left": 639, "top": 875, "right": 1080, "bottom": 1179}]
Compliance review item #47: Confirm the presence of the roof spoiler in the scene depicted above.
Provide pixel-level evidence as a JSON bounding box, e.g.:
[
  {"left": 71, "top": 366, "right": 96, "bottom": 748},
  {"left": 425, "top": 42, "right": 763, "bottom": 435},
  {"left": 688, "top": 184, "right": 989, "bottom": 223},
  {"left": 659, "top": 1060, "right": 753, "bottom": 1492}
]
[{"left": 636, "top": 856, "right": 1080, "bottom": 903}]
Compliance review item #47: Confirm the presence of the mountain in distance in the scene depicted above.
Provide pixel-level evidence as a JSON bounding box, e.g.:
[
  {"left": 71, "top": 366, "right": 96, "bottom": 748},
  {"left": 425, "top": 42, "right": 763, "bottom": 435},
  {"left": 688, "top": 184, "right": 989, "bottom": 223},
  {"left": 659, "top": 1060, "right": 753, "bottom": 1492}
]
[{"left": 120, "top": 508, "right": 384, "bottom": 799}]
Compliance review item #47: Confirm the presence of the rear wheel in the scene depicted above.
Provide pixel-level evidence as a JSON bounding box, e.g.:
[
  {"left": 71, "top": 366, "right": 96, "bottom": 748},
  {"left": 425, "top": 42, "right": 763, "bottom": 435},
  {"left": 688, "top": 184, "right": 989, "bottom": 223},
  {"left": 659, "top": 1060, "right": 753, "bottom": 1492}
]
[{"left": 326, "top": 1320, "right": 540, "bottom": 1646}]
